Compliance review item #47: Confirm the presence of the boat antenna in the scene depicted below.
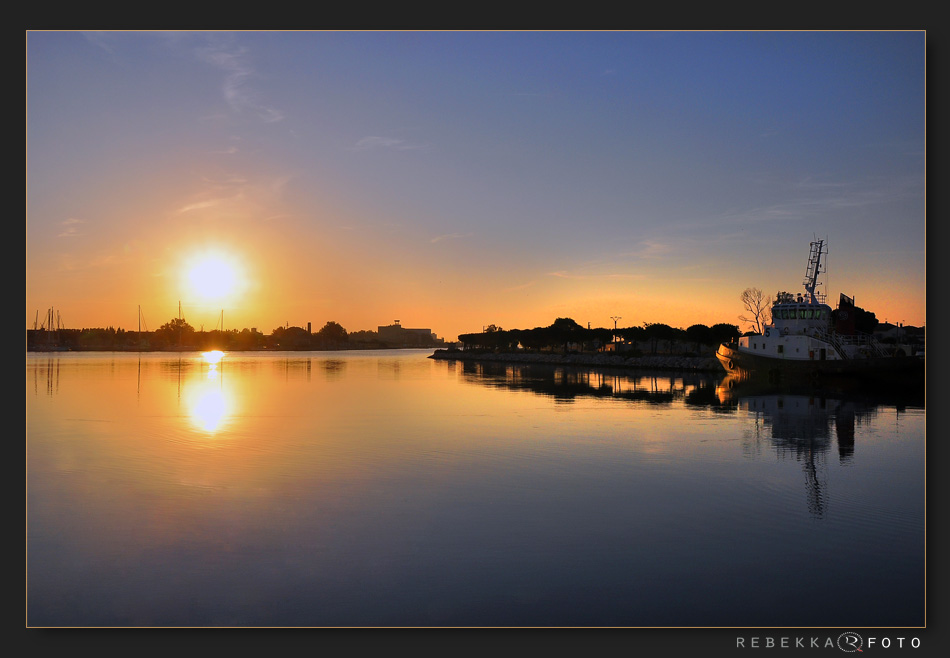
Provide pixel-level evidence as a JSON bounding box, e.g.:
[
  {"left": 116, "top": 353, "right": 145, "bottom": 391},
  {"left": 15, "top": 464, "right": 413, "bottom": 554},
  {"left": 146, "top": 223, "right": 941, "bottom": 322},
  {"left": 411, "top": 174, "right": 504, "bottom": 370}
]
[{"left": 803, "top": 238, "right": 826, "bottom": 304}]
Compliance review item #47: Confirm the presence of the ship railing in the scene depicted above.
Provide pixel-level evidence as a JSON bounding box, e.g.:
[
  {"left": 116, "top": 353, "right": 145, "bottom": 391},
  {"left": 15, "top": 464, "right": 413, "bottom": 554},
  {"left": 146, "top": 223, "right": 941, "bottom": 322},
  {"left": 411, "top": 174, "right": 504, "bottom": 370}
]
[
  {"left": 811, "top": 327, "right": 848, "bottom": 359},
  {"left": 827, "top": 330, "right": 890, "bottom": 358}
]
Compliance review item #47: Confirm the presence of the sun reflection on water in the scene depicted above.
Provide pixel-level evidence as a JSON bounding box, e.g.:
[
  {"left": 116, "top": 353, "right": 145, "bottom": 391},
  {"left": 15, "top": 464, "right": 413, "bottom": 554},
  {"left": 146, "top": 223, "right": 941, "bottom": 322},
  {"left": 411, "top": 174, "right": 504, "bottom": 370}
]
[
  {"left": 203, "top": 350, "right": 225, "bottom": 365},
  {"left": 187, "top": 351, "right": 231, "bottom": 433},
  {"left": 189, "top": 388, "right": 229, "bottom": 432}
]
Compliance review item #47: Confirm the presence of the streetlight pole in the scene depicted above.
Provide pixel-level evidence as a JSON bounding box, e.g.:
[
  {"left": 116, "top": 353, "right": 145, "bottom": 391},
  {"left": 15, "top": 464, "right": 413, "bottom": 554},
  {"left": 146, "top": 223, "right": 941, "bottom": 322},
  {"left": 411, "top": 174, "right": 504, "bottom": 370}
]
[{"left": 610, "top": 316, "right": 622, "bottom": 345}]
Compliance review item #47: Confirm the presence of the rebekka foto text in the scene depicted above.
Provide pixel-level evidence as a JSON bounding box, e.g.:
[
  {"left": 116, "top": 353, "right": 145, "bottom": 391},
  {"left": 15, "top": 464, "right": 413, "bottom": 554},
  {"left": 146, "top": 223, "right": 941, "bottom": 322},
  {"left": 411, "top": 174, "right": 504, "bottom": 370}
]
[{"left": 736, "top": 635, "right": 921, "bottom": 650}]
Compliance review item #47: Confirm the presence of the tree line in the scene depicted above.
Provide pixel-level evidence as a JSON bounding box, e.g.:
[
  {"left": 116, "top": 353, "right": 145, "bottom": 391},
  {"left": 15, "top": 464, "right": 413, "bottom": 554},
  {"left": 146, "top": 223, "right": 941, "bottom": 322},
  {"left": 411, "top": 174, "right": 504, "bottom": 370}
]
[
  {"left": 26, "top": 319, "right": 371, "bottom": 352},
  {"left": 457, "top": 318, "right": 741, "bottom": 356}
]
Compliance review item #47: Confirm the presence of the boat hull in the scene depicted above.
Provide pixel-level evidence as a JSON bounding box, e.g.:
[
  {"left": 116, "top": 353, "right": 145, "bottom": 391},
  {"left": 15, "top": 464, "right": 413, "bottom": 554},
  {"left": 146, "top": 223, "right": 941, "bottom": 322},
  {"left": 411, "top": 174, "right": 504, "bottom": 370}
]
[{"left": 716, "top": 342, "right": 924, "bottom": 384}]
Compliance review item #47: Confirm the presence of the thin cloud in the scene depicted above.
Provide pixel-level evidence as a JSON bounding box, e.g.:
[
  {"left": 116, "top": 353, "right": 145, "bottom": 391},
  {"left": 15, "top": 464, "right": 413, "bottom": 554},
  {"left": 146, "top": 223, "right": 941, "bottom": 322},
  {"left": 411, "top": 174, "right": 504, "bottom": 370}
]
[
  {"left": 57, "top": 218, "right": 85, "bottom": 238},
  {"left": 627, "top": 240, "right": 673, "bottom": 259},
  {"left": 174, "top": 173, "right": 292, "bottom": 216},
  {"left": 196, "top": 38, "right": 284, "bottom": 124},
  {"left": 262, "top": 213, "right": 294, "bottom": 223},
  {"left": 80, "top": 32, "right": 116, "bottom": 55},
  {"left": 353, "top": 136, "right": 428, "bottom": 151},
  {"left": 547, "top": 270, "right": 647, "bottom": 280},
  {"left": 716, "top": 174, "right": 924, "bottom": 227},
  {"left": 542, "top": 240, "right": 673, "bottom": 280},
  {"left": 176, "top": 199, "right": 229, "bottom": 214},
  {"left": 430, "top": 232, "right": 473, "bottom": 244}
]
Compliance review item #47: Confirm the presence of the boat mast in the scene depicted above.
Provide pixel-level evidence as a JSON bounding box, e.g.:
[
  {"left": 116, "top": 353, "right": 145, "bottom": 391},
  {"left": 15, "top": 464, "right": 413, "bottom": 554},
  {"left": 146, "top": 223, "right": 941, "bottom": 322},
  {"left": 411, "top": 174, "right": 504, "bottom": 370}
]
[{"left": 803, "top": 239, "right": 825, "bottom": 304}]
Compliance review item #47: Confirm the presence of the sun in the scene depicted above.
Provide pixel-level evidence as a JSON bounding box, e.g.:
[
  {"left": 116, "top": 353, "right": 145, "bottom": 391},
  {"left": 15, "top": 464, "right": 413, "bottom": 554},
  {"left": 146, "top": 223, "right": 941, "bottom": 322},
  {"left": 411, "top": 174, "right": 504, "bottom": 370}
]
[{"left": 182, "top": 250, "right": 247, "bottom": 303}]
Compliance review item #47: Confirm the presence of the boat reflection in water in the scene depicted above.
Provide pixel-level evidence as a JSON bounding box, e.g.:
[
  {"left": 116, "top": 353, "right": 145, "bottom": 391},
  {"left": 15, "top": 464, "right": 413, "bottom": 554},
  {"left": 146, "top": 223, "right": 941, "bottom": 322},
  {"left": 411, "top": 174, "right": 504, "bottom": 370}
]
[
  {"left": 446, "top": 357, "right": 924, "bottom": 521},
  {"left": 716, "top": 372, "right": 924, "bottom": 518}
]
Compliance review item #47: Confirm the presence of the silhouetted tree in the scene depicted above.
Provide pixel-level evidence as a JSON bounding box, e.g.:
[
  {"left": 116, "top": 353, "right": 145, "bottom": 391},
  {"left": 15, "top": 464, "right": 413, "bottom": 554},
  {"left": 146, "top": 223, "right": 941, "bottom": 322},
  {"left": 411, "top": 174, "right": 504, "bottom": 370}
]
[
  {"left": 155, "top": 317, "right": 195, "bottom": 348},
  {"left": 711, "top": 323, "right": 741, "bottom": 346},
  {"left": 739, "top": 287, "right": 771, "bottom": 334},
  {"left": 643, "top": 322, "right": 677, "bottom": 354},
  {"left": 587, "top": 327, "right": 613, "bottom": 350},
  {"left": 269, "top": 326, "right": 312, "bottom": 350},
  {"left": 685, "top": 324, "right": 713, "bottom": 354},
  {"left": 231, "top": 328, "right": 265, "bottom": 350},
  {"left": 316, "top": 321, "right": 348, "bottom": 348},
  {"left": 618, "top": 325, "right": 646, "bottom": 348},
  {"left": 549, "top": 317, "right": 584, "bottom": 352}
]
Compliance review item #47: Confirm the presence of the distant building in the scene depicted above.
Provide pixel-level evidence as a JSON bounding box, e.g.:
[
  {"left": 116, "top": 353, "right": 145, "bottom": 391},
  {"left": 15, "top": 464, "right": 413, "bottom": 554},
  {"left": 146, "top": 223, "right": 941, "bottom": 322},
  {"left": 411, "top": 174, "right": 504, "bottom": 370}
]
[{"left": 377, "top": 320, "right": 444, "bottom": 347}]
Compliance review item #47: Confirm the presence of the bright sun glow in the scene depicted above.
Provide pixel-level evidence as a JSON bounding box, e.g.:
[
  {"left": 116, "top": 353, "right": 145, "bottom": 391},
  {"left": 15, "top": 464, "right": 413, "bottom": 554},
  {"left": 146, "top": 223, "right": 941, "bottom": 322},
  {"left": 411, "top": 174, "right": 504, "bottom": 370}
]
[
  {"left": 203, "top": 350, "right": 225, "bottom": 365},
  {"left": 183, "top": 251, "right": 246, "bottom": 303}
]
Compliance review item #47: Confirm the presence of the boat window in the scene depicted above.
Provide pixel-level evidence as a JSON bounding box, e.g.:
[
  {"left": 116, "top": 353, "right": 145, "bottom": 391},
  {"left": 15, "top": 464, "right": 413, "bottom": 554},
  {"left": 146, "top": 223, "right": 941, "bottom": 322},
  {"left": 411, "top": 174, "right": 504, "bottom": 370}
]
[
  {"left": 799, "top": 309, "right": 806, "bottom": 319},
  {"left": 777, "top": 345, "right": 784, "bottom": 354}
]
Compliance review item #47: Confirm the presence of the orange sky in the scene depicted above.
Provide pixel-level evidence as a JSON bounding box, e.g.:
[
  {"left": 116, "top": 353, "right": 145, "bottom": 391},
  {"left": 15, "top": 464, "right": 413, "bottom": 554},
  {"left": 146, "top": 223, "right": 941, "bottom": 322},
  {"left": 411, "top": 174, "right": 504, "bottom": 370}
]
[{"left": 27, "top": 31, "right": 926, "bottom": 340}]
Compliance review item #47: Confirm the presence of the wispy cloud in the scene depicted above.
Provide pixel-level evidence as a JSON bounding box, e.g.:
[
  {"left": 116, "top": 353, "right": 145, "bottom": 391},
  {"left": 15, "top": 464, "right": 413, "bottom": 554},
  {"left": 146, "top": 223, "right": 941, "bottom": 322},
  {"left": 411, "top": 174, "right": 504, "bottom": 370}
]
[
  {"left": 57, "top": 218, "right": 85, "bottom": 238},
  {"left": 196, "top": 37, "right": 284, "bottom": 123},
  {"left": 547, "top": 270, "right": 647, "bottom": 280},
  {"left": 173, "top": 172, "right": 295, "bottom": 219},
  {"left": 791, "top": 174, "right": 922, "bottom": 210},
  {"left": 176, "top": 198, "right": 231, "bottom": 214},
  {"left": 625, "top": 240, "right": 673, "bottom": 259},
  {"left": 80, "top": 31, "right": 116, "bottom": 55},
  {"left": 430, "top": 232, "right": 473, "bottom": 244},
  {"left": 541, "top": 240, "right": 672, "bottom": 280},
  {"left": 353, "top": 136, "right": 428, "bottom": 151},
  {"left": 730, "top": 175, "right": 922, "bottom": 229}
]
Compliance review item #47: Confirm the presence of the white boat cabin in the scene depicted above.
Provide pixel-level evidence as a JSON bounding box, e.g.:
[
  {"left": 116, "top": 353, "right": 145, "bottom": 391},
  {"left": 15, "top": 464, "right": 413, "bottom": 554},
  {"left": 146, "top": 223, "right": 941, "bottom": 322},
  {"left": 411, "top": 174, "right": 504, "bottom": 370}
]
[
  {"left": 737, "top": 292, "right": 843, "bottom": 362},
  {"left": 728, "top": 239, "right": 892, "bottom": 364}
]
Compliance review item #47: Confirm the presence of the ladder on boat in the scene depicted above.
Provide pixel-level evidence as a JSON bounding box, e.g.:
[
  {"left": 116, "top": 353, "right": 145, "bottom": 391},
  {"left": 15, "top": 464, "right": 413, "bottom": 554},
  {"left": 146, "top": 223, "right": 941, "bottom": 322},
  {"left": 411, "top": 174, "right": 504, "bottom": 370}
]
[{"left": 803, "top": 239, "right": 826, "bottom": 302}]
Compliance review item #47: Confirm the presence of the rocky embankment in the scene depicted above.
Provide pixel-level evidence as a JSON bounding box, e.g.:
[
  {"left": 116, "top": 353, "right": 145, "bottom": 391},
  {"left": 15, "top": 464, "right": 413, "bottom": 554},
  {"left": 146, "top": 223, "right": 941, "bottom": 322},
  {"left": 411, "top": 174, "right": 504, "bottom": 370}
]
[{"left": 430, "top": 349, "right": 721, "bottom": 372}]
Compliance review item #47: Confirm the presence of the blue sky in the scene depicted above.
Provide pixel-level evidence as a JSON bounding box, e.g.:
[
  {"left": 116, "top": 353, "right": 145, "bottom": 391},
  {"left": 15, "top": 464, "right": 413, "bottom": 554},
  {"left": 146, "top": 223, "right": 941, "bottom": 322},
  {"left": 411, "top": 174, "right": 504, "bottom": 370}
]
[{"left": 27, "top": 31, "right": 926, "bottom": 338}]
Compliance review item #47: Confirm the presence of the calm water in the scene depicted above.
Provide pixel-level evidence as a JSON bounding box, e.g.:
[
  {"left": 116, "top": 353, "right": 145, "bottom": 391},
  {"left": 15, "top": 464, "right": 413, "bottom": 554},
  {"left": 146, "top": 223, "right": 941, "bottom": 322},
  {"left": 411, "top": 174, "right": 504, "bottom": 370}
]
[{"left": 26, "top": 350, "right": 925, "bottom": 627}]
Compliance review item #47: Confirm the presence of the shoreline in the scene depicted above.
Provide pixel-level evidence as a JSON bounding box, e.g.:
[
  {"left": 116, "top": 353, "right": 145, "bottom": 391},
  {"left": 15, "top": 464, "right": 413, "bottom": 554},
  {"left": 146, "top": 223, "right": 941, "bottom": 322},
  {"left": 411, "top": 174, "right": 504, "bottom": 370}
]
[
  {"left": 25, "top": 345, "right": 440, "bottom": 354},
  {"left": 429, "top": 348, "right": 722, "bottom": 372}
]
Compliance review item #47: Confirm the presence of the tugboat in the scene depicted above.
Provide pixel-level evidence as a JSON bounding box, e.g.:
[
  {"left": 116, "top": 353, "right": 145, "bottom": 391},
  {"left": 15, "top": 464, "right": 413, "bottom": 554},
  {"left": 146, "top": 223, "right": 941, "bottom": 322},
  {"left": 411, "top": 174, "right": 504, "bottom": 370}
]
[{"left": 716, "top": 239, "right": 924, "bottom": 383}]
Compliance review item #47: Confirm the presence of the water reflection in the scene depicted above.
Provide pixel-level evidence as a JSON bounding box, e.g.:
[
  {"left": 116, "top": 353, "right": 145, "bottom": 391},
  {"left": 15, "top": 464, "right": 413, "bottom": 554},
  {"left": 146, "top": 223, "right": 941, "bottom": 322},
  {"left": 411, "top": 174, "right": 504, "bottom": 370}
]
[
  {"left": 26, "top": 352, "right": 925, "bottom": 627},
  {"left": 203, "top": 350, "right": 225, "bottom": 365},
  {"left": 321, "top": 358, "right": 346, "bottom": 381},
  {"left": 446, "top": 359, "right": 724, "bottom": 406},
  {"left": 276, "top": 357, "right": 313, "bottom": 381},
  {"left": 446, "top": 360, "right": 923, "bottom": 520},
  {"left": 716, "top": 374, "right": 923, "bottom": 518},
  {"left": 187, "top": 354, "right": 230, "bottom": 433},
  {"left": 31, "top": 357, "right": 60, "bottom": 395}
]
